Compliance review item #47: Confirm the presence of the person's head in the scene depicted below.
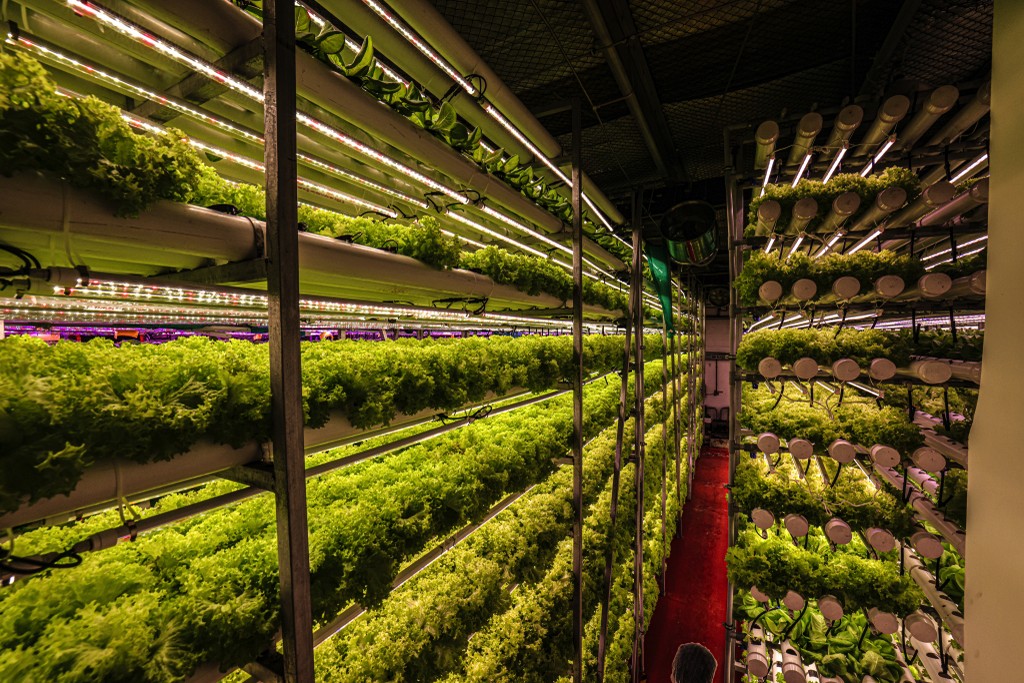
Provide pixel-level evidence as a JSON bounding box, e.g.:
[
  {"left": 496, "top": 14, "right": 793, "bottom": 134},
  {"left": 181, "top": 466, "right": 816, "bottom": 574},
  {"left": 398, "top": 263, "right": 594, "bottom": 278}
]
[{"left": 670, "top": 642, "right": 717, "bottom": 683}]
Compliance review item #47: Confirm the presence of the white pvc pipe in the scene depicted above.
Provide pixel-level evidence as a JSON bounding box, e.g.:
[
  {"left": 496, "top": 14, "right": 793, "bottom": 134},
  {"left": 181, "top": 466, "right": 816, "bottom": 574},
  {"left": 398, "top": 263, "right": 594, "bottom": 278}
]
[
  {"left": 752, "top": 508, "right": 776, "bottom": 530},
  {"left": 784, "top": 513, "right": 809, "bottom": 537},
  {"left": 759, "top": 358, "right": 784, "bottom": 379},
  {"left": 783, "top": 590, "right": 806, "bottom": 612},
  {"left": 758, "top": 280, "right": 784, "bottom": 304},
  {"left": 828, "top": 439, "right": 858, "bottom": 463},
  {"left": 908, "top": 634, "right": 957, "bottom": 683},
  {"left": 889, "top": 181, "right": 956, "bottom": 227},
  {"left": 780, "top": 640, "right": 806, "bottom": 683},
  {"left": 756, "top": 120, "right": 781, "bottom": 170},
  {"left": 905, "top": 360, "right": 954, "bottom": 385},
  {"left": 947, "top": 270, "right": 987, "bottom": 298},
  {"left": 825, "top": 517, "right": 854, "bottom": 545},
  {"left": 792, "top": 357, "right": 820, "bottom": 380},
  {"left": 825, "top": 104, "right": 864, "bottom": 150},
  {"left": 787, "top": 197, "right": 819, "bottom": 233},
  {"left": 756, "top": 199, "right": 783, "bottom": 235},
  {"left": 856, "top": 95, "right": 910, "bottom": 155},
  {"left": 788, "top": 113, "right": 823, "bottom": 167},
  {"left": 876, "top": 465, "right": 967, "bottom": 557},
  {"left": 869, "top": 358, "right": 897, "bottom": 381},
  {"left": 926, "top": 80, "right": 991, "bottom": 147},
  {"left": 746, "top": 625, "right": 771, "bottom": 678},
  {"left": 790, "top": 278, "right": 819, "bottom": 302},
  {"left": 788, "top": 439, "right": 814, "bottom": 460},
  {"left": 758, "top": 432, "right": 782, "bottom": 454},
  {"left": 867, "top": 608, "right": 899, "bottom": 635},
  {"left": 870, "top": 444, "right": 901, "bottom": 468},
  {"left": 919, "top": 178, "right": 989, "bottom": 226},
  {"left": 848, "top": 187, "right": 908, "bottom": 232},
  {"left": 831, "top": 276, "right": 862, "bottom": 300},
  {"left": 903, "top": 545, "right": 965, "bottom": 645},
  {"left": 816, "top": 191, "right": 861, "bottom": 234},
  {"left": 385, "top": 0, "right": 562, "bottom": 159},
  {"left": 819, "top": 594, "right": 844, "bottom": 621},
  {"left": 831, "top": 358, "right": 861, "bottom": 382},
  {"left": 866, "top": 526, "right": 897, "bottom": 553},
  {"left": 898, "top": 85, "right": 960, "bottom": 151}
]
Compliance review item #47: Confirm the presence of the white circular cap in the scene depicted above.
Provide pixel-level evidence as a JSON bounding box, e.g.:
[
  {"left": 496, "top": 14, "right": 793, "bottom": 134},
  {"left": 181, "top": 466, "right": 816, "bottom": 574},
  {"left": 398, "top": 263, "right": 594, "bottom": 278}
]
[
  {"left": 911, "top": 530, "right": 945, "bottom": 559},
  {"left": 915, "top": 360, "right": 953, "bottom": 384},
  {"left": 970, "top": 269, "right": 987, "bottom": 295},
  {"left": 783, "top": 590, "right": 806, "bottom": 611},
  {"left": 868, "top": 608, "right": 900, "bottom": 635},
  {"left": 798, "top": 111, "right": 824, "bottom": 137},
  {"left": 756, "top": 120, "right": 781, "bottom": 145},
  {"left": 832, "top": 191, "right": 862, "bottom": 216},
  {"left": 832, "top": 275, "right": 861, "bottom": 300},
  {"left": 784, "top": 514, "right": 810, "bottom": 537},
  {"left": 746, "top": 651, "right": 770, "bottom": 678},
  {"left": 870, "top": 444, "right": 901, "bottom": 468},
  {"left": 874, "top": 274, "right": 906, "bottom": 298},
  {"left": 759, "top": 280, "right": 784, "bottom": 303},
  {"left": 919, "top": 273, "right": 953, "bottom": 299},
  {"left": 793, "top": 197, "right": 819, "bottom": 221},
  {"left": 750, "top": 586, "right": 770, "bottom": 603},
  {"left": 923, "top": 181, "right": 956, "bottom": 207},
  {"left": 792, "top": 357, "right": 820, "bottom": 380},
  {"left": 905, "top": 610, "right": 939, "bottom": 643},
  {"left": 828, "top": 439, "right": 857, "bottom": 464},
  {"left": 759, "top": 357, "right": 783, "bottom": 379},
  {"left": 971, "top": 177, "right": 989, "bottom": 203},
  {"left": 927, "top": 84, "right": 960, "bottom": 114},
  {"left": 758, "top": 199, "right": 782, "bottom": 223},
  {"left": 818, "top": 594, "right": 844, "bottom": 621},
  {"left": 879, "top": 94, "right": 911, "bottom": 124},
  {"left": 825, "top": 517, "right": 853, "bottom": 545},
  {"left": 752, "top": 507, "right": 776, "bottom": 530},
  {"left": 869, "top": 358, "right": 897, "bottom": 381},
  {"left": 866, "top": 527, "right": 897, "bottom": 553},
  {"left": 831, "top": 358, "right": 861, "bottom": 382},
  {"left": 782, "top": 664, "right": 806, "bottom": 683},
  {"left": 758, "top": 432, "right": 781, "bottom": 454},
  {"left": 913, "top": 446, "right": 947, "bottom": 473},
  {"left": 791, "top": 278, "right": 818, "bottom": 302},
  {"left": 788, "top": 438, "right": 814, "bottom": 460},
  {"left": 877, "top": 186, "right": 908, "bottom": 213},
  {"left": 835, "top": 104, "right": 864, "bottom": 132}
]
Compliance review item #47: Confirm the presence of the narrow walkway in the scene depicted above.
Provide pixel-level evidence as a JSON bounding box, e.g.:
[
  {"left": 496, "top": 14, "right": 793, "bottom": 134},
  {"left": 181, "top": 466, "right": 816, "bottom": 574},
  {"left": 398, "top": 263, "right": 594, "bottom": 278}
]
[{"left": 644, "top": 447, "right": 730, "bottom": 683}]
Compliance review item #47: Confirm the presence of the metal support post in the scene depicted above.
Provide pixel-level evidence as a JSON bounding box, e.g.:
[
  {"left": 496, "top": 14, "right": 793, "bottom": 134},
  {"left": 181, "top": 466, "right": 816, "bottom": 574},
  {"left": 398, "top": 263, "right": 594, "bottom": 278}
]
[
  {"left": 670, "top": 304, "right": 682, "bottom": 520},
  {"left": 660, "top": 327, "right": 669, "bottom": 587},
  {"left": 570, "top": 97, "right": 585, "bottom": 683},
  {"left": 630, "top": 191, "right": 647, "bottom": 683},
  {"left": 263, "top": 1, "right": 315, "bottom": 680}
]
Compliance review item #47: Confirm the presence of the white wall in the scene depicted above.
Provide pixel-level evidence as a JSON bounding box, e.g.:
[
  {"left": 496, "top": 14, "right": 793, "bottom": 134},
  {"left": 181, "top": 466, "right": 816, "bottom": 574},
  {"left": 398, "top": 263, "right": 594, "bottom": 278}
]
[
  {"left": 704, "top": 317, "right": 730, "bottom": 414},
  {"left": 965, "top": 2, "right": 1023, "bottom": 675}
]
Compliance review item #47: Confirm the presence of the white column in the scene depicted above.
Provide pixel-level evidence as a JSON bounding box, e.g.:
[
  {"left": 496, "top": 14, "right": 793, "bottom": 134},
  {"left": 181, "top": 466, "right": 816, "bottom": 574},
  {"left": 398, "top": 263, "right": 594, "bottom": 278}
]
[{"left": 965, "top": 1, "right": 1024, "bottom": 676}]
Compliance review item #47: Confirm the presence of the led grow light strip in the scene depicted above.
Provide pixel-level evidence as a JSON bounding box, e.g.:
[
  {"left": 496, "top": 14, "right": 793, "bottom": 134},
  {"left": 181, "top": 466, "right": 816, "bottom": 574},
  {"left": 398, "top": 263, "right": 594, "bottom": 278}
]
[
  {"left": 949, "top": 153, "right": 989, "bottom": 184},
  {"left": 822, "top": 144, "right": 848, "bottom": 183},
  {"left": 764, "top": 235, "right": 777, "bottom": 254},
  {"left": 859, "top": 135, "right": 896, "bottom": 177},
  {"left": 791, "top": 153, "right": 813, "bottom": 187},
  {"left": 813, "top": 230, "right": 846, "bottom": 258},
  {"left": 760, "top": 155, "right": 775, "bottom": 197},
  {"left": 122, "top": 113, "right": 398, "bottom": 216},
  {"left": 353, "top": 0, "right": 626, "bottom": 244},
  {"left": 847, "top": 228, "right": 884, "bottom": 254},
  {"left": 17, "top": 22, "right": 448, "bottom": 208},
  {"left": 924, "top": 244, "right": 988, "bottom": 270},
  {"left": 65, "top": 0, "right": 467, "bottom": 203},
  {"left": 65, "top": 0, "right": 624, "bottom": 273},
  {"left": 787, "top": 234, "right": 805, "bottom": 258},
  {"left": 921, "top": 235, "right": 989, "bottom": 261}
]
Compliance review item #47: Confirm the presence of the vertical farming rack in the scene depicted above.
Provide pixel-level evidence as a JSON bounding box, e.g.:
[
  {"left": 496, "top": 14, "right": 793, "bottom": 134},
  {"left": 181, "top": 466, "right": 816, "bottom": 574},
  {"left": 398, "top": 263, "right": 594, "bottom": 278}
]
[{"left": 724, "top": 83, "right": 987, "bottom": 683}]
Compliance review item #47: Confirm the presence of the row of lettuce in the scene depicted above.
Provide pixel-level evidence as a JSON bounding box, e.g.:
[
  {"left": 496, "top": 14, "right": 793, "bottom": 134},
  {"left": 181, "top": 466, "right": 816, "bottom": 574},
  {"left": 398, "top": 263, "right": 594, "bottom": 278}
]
[
  {"left": 0, "top": 51, "right": 633, "bottom": 315},
  {"left": 1, "top": 355, "right": 689, "bottom": 682},
  {"left": 0, "top": 333, "right": 661, "bottom": 515}
]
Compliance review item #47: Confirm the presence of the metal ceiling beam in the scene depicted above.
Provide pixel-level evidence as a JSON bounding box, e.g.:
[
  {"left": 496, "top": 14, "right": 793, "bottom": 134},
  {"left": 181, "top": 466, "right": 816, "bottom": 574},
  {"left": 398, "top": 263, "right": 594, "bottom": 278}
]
[
  {"left": 580, "top": 0, "right": 684, "bottom": 182},
  {"left": 858, "top": 0, "right": 924, "bottom": 100}
]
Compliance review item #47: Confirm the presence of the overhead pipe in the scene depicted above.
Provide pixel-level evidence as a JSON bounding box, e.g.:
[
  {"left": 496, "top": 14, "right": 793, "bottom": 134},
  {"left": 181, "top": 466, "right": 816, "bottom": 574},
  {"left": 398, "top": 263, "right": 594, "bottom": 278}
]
[
  {"left": 787, "top": 112, "right": 823, "bottom": 167},
  {"left": 0, "top": 174, "right": 620, "bottom": 316},
  {"left": 854, "top": 95, "right": 910, "bottom": 156},
  {"left": 926, "top": 80, "right": 991, "bottom": 147},
  {"left": 847, "top": 187, "right": 907, "bottom": 232},
  {"left": 816, "top": 192, "right": 861, "bottom": 233},
  {"left": 786, "top": 197, "right": 819, "bottom": 234},
  {"left": 824, "top": 104, "right": 864, "bottom": 152},
  {"left": 918, "top": 178, "right": 989, "bottom": 226},
  {"left": 755, "top": 120, "right": 780, "bottom": 170},
  {"left": 897, "top": 85, "right": 960, "bottom": 151},
  {"left": 311, "top": 0, "right": 534, "bottom": 162},
  {"left": 385, "top": 0, "right": 561, "bottom": 159},
  {"left": 888, "top": 181, "right": 956, "bottom": 227}
]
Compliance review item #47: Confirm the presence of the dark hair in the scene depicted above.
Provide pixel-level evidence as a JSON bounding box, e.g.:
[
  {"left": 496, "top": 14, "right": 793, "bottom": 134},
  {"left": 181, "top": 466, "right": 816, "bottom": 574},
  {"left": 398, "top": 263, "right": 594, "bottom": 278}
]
[{"left": 672, "top": 642, "right": 717, "bottom": 683}]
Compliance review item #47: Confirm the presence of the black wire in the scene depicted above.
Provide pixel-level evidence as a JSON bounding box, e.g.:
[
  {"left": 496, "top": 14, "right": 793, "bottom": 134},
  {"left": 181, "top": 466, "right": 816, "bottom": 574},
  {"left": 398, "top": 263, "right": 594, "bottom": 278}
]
[{"left": 1, "top": 547, "right": 83, "bottom": 577}]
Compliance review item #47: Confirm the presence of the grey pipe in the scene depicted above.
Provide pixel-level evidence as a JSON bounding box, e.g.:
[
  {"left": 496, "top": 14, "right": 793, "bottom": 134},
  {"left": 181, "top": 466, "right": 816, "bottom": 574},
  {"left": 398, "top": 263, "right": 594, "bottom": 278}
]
[
  {"left": 854, "top": 95, "right": 910, "bottom": 156},
  {"left": 898, "top": 85, "right": 960, "bottom": 151}
]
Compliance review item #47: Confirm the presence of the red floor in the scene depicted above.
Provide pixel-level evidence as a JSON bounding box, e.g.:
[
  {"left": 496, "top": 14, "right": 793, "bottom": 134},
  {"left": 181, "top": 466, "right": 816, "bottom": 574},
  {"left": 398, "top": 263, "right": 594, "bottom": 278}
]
[{"left": 644, "top": 447, "right": 730, "bottom": 683}]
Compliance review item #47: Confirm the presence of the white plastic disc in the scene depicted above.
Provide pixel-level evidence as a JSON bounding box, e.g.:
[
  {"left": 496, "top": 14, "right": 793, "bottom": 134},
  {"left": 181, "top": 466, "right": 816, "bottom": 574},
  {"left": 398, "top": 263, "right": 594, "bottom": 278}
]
[
  {"left": 818, "top": 594, "right": 844, "bottom": 621},
  {"left": 870, "top": 444, "right": 901, "bottom": 468},
  {"left": 831, "top": 358, "right": 861, "bottom": 382},
  {"left": 828, "top": 439, "right": 857, "bottom": 464},
  {"left": 869, "top": 358, "right": 897, "bottom": 381},
  {"left": 757, "top": 432, "right": 781, "bottom": 454},
  {"left": 792, "top": 357, "right": 820, "bottom": 380},
  {"left": 788, "top": 439, "right": 814, "bottom": 460},
  {"left": 759, "top": 357, "right": 783, "bottom": 379}
]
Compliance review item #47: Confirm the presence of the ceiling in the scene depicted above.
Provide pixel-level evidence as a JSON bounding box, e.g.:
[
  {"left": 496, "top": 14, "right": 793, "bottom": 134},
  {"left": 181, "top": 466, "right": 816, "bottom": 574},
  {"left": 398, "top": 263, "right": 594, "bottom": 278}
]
[{"left": 430, "top": 0, "right": 993, "bottom": 210}]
